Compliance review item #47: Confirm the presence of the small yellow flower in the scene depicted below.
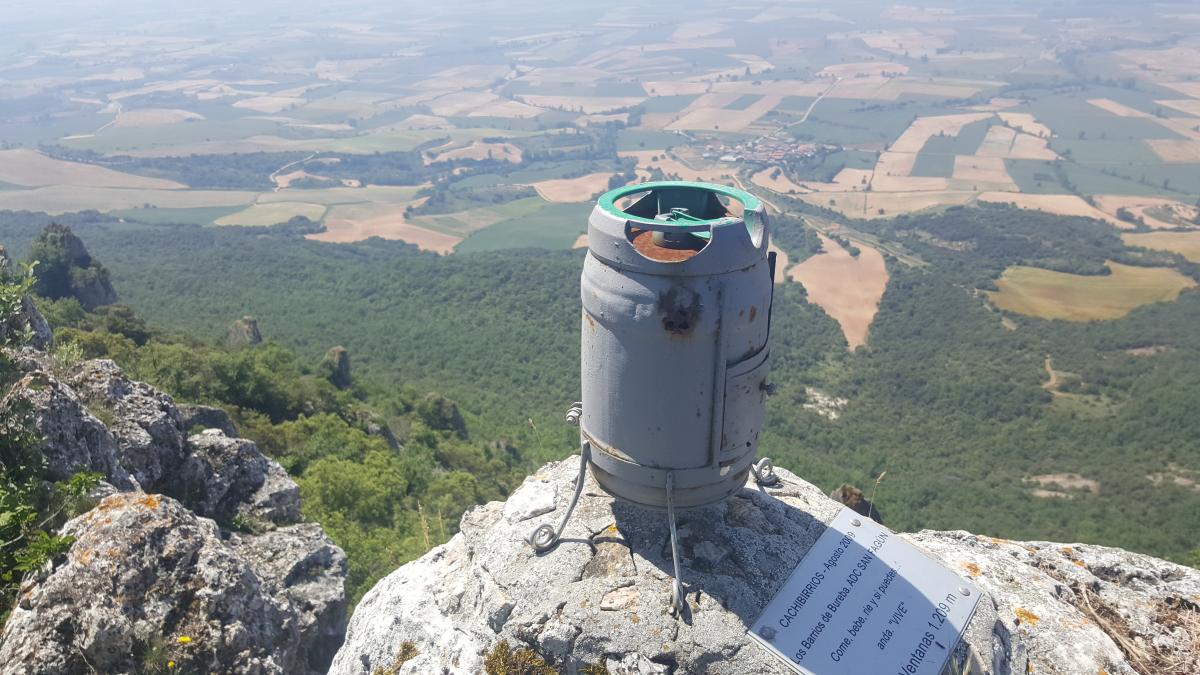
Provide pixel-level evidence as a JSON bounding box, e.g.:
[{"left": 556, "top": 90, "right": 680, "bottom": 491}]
[
  {"left": 177, "top": 636, "right": 191, "bottom": 645},
  {"left": 167, "top": 661, "right": 176, "bottom": 669}
]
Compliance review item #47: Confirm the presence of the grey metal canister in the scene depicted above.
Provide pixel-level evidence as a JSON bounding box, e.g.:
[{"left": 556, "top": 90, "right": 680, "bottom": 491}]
[
  {"left": 580, "top": 181, "right": 775, "bottom": 509},
  {"left": 526, "top": 181, "right": 778, "bottom": 614}
]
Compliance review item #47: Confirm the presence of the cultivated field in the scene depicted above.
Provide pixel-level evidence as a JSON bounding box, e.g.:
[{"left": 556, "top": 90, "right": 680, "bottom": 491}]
[
  {"left": 527, "top": 173, "right": 614, "bottom": 202},
  {"left": 0, "top": 149, "right": 184, "bottom": 189},
  {"left": 666, "top": 95, "right": 782, "bottom": 132},
  {"left": 1095, "top": 196, "right": 1200, "bottom": 229},
  {"left": 988, "top": 262, "right": 1196, "bottom": 321},
  {"left": 952, "top": 156, "right": 1017, "bottom": 190},
  {"left": 797, "top": 190, "right": 976, "bottom": 219},
  {"left": 1087, "top": 99, "right": 1151, "bottom": 118},
  {"left": 751, "top": 167, "right": 809, "bottom": 194},
  {"left": 0, "top": 185, "right": 255, "bottom": 214},
  {"left": 975, "top": 126, "right": 1057, "bottom": 160},
  {"left": 787, "top": 233, "right": 889, "bottom": 349},
  {"left": 978, "top": 193, "right": 1123, "bottom": 227},
  {"left": 1122, "top": 231, "right": 1200, "bottom": 262},
  {"left": 618, "top": 150, "right": 731, "bottom": 184},
  {"left": 411, "top": 198, "right": 547, "bottom": 237},
  {"left": 888, "top": 113, "right": 993, "bottom": 153},
  {"left": 308, "top": 200, "right": 461, "bottom": 253},
  {"left": 111, "top": 108, "right": 205, "bottom": 127},
  {"left": 425, "top": 141, "right": 523, "bottom": 164},
  {"left": 214, "top": 201, "right": 327, "bottom": 227},
  {"left": 1146, "top": 139, "right": 1200, "bottom": 163}
]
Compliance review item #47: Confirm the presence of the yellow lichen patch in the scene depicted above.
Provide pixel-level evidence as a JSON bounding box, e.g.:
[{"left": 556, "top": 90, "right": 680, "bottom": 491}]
[
  {"left": 140, "top": 494, "right": 162, "bottom": 510},
  {"left": 1015, "top": 607, "right": 1041, "bottom": 626},
  {"left": 961, "top": 561, "right": 982, "bottom": 578},
  {"left": 1060, "top": 546, "right": 1074, "bottom": 555},
  {"left": 72, "top": 547, "right": 94, "bottom": 565},
  {"left": 1072, "top": 560, "right": 1087, "bottom": 568}
]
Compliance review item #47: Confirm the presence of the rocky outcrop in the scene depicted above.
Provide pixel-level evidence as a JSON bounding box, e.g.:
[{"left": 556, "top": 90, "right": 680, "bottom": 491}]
[
  {"left": 178, "top": 402, "right": 238, "bottom": 437},
  {"left": 332, "top": 458, "right": 1200, "bottom": 675},
  {"left": 2, "top": 369, "right": 136, "bottom": 490},
  {"left": 0, "top": 351, "right": 347, "bottom": 674},
  {"left": 322, "top": 346, "right": 352, "bottom": 389},
  {"left": 0, "top": 493, "right": 301, "bottom": 674},
  {"left": 0, "top": 247, "right": 53, "bottom": 349},
  {"left": 231, "top": 524, "right": 349, "bottom": 670},
  {"left": 68, "top": 358, "right": 185, "bottom": 491},
  {"left": 28, "top": 223, "right": 117, "bottom": 310},
  {"left": 229, "top": 316, "right": 263, "bottom": 347},
  {"left": 415, "top": 392, "right": 467, "bottom": 439}
]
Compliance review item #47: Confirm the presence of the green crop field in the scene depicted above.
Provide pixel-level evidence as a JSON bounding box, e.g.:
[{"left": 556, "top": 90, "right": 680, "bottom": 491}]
[
  {"left": 455, "top": 202, "right": 591, "bottom": 252},
  {"left": 110, "top": 206, "right": 245, "bottom": 226}
]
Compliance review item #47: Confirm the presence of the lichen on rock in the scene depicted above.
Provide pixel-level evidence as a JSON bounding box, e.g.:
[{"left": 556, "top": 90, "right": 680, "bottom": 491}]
[
  {"left": 0, "top": 353, "right": 348, "bottom": 674},
  {"left": 331, "top": 457, "right": 1200, "bottom": 675}
]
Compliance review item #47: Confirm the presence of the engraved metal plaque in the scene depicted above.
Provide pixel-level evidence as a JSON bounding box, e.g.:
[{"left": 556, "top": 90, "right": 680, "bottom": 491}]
[{"left": 749, "top": 508, "right": 981, "bottom": 675}]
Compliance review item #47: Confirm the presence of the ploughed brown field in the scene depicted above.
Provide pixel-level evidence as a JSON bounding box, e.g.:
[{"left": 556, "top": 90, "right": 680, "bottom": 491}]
[{"left": 788, "top": 233, "right": 889, "bottom": 350}]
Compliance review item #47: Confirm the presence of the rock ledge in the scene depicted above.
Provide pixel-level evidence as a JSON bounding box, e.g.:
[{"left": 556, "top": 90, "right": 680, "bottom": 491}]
[{"left": 332, "top": 458, "right": 1199, "bottom": 675}]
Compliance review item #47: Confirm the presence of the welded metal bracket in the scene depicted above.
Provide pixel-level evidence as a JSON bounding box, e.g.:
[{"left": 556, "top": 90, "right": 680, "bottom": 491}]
[{"left": 527, "top": 403, "right": 588, "bottom": 553}]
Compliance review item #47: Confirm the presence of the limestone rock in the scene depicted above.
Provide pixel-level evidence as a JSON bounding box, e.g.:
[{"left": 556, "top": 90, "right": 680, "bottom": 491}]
[
  {"left": 176, "top": 430, "right": 300, "bottom": 526},
  {"left": 503, "top": 476, "right": 557, "bottom": 523},
  {"left": 0, "top": 493, "right": 300, "bottom": 675},
  {"left": 20, "top": 296, "right": 53, "bottom": 350},
  {"left": 322, "top": 346, "right": 352, "bottom": 389},
  {"left": 416, "top": 392, "right": 467, "bottom": 439},
  {"left": 331, "top": 457, "right": 1200, "bottom": 675},
  {"left": 0, "top": 353, "right": 346, "bottom": 673},
  {"left": 28, "top": 223, "right": 117, "bottom": 310},
  {"left": 68, "top": 359, "right": 185, "bottom": 491},
  {"left": 0, "top": 278, "right": 51, "bottom": 345},
  {"left": 245, "top": 455, "right": 304, "bottom": 526},
  {"left": 178, "top": 403, "right": 238, "bottom": 437},
  {"left": 231, "top": 524, "right": 349, "bottom": 673},
  {"left": 1, "top": 369, "right": 135, "bottom": 489},
  {"left": 229, "top": 315, "right": 263, "bottom": 346}
]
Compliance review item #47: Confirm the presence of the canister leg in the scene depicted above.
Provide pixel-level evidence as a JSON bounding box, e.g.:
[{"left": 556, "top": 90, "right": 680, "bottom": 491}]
[
  {"left": 752, "top": 456, "right": 779, "bottom": 486},
  {"left": 527, "top": 442, "right": 590, "bottom": 552},
  {"left": 666, "top": 471, "right": 686, "bottom": 616}
]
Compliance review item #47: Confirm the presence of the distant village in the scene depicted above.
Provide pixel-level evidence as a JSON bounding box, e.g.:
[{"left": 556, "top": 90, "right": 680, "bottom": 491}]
[{"left": 701, "top": 138, "right": 833, "bottom": 165}]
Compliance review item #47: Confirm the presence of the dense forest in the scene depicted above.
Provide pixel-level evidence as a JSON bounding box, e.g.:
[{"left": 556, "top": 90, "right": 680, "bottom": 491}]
[{"left": 0, "top": 205, "right": 1196, "bottom": 577}]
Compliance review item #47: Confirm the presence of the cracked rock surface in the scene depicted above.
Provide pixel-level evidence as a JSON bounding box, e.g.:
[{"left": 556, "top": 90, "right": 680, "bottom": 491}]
[
  {"left": 0, "top": 349, "right": 347, "bottom": 675},
  {"left": 332, "top": 457, "right": 1200, "bottom": 675}
]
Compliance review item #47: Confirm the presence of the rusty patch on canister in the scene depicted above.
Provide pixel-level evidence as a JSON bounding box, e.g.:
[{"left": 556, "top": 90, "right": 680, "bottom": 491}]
[
  {"left": 584, "top": 313, "right": 596, "bottom": 330},
  {"left": 659, "top": 286, "right": 701, "bottom": 335},
  {"left": 630, "top": 228, "right": 705, "bottom": 262},
  {"left": 749, "top": 306, "right": 758, "bottom": 322}
]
